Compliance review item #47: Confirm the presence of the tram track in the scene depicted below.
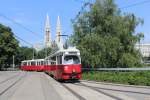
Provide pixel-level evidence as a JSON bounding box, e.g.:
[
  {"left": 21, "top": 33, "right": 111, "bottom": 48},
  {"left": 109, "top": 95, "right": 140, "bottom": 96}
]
[
  {"left": 62, "top": 81, "right": 123, "bottom": 100},
  {"left": 61, "top": 83, "right": 86, "bottom": 100},
  {"left": 80, "top": 81, "right": 150, "bottom": 95},
  {"left": 81, "top": 80, "right": 150, "bottom": 89},
  {"left": 74, "top": 82, "right": 123, "bottom": 100},
  {"left": 0, "top": 73, "right": 21, "bottom": 85},
  {"left": 0, "top": 72, "right": 26, "bottom": 96}
]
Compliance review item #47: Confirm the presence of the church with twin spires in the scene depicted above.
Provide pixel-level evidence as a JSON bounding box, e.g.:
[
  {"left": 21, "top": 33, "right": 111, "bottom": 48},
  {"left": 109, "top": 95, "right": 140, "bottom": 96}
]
[
  {"left": 45, "top": 14, "right": 62, "bottom": 48},
  {"left": 34, "top": 14, "right": 62, "bottom": 51}
]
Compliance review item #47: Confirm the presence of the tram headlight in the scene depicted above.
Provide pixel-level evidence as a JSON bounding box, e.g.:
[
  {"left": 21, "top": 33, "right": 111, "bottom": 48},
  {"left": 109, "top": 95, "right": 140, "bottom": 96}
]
[
  {"left": 73, "top": 69, "right": 76, "bottom": 73},
  {"left": 77, "top": 52, "right": 80, "bottom": 55},
  {"left": 65, "top": 52, "right": 69, "bottom": 54},
  {"left": 64, "top": 66, "right": 68, "bottom": 70}
]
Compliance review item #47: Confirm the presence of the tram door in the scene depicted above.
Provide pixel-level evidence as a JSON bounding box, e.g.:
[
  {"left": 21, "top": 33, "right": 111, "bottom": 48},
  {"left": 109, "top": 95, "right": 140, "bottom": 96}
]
[{"left": 55, "top": 54, "right": 63, "bottom": 79}]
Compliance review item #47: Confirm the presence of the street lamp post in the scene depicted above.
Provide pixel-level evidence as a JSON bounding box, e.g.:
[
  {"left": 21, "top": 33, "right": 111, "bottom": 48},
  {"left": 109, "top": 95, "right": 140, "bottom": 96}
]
[
  {"left": 32, "top": 47, "right": 35, "bottom": 59},
  {"left": 13, "top": 55, "right": 15, "bottom": 70}
]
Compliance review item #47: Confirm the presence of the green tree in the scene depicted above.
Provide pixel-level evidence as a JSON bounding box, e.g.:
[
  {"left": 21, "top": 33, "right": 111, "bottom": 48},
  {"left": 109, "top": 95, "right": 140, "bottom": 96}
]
[
  {"left": 16, "top": 46, "right": 35, "bottom": 64},
  {"left": 0, "top": 24, "right": 19, "bottom": 69},
  {"left": 36, "top": 47, "right": 51, "bottom": 59},
  {"left": 71, "top": 0, "right": 143, "bottom": 68},
  {"left": 16, "top": 47, "right": 52, "bottom": 65}
]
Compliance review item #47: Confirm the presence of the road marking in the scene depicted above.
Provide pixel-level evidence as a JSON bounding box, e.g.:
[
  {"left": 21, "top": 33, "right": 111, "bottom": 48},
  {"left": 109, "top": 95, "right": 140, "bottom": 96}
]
[
  {"left": 76, "top": 83, "right": 123, "bottom": 100},
  {"left": 0, "top": 72, "right": 26, "bottom": 96},
  {"left": 62, "top": 84, "right": 86, "bottom": 100}
]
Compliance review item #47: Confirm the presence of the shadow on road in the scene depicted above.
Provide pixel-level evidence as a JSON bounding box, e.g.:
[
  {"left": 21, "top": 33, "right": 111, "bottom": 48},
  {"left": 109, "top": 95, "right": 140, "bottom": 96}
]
[{"left": 59, "top": 79, "right": 80, "bottom": 84}]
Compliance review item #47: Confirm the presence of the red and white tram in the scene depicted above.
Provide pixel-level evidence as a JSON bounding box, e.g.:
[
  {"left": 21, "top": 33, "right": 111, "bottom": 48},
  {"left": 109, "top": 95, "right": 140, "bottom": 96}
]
[
  {"left": 21, "top": 59, "right": 55, "bottom": 71},
  {"left": 20, "top": 47, "right": 82, "bottom": 80},
  {"left": 46, "top": 47, "right": 82, "bottom": 80}
]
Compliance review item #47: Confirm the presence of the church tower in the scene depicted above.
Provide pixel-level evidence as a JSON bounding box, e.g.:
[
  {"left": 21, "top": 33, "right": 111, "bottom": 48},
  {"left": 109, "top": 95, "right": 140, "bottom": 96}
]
[
  {"left": 56, "top": 16, "right": 61, "bottom": 43},
  {"left": 45, "top": 14, "right": 51, "bottom": 47}
]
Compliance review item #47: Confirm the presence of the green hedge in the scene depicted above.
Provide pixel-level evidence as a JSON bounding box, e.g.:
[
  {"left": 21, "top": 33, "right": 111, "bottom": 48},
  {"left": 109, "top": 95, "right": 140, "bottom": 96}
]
[{"left": 82, "top": 71, "right": 150, "bottom": 86}]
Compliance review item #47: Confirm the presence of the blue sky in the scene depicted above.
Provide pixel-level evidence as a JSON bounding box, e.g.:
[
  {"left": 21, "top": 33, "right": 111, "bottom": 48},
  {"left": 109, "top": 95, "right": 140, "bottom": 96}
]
[{"left": 0, "top": 0, "right": 150, "bottom": 47}]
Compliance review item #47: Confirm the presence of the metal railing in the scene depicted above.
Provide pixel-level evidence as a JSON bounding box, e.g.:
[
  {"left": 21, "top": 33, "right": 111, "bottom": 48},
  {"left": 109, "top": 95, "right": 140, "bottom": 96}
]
[{"left": 82, "top": 67, "right": 150, "bottom": 71}]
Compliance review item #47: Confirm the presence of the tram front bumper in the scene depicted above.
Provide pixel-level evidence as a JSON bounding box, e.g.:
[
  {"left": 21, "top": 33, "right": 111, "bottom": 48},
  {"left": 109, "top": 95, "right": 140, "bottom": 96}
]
[{"left": 62, "top": 73, "right": 81, "bottom": 80}]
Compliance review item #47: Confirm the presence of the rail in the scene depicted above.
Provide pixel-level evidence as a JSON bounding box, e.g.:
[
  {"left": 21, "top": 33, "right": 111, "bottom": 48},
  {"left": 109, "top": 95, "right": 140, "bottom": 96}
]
[{"left": 82, "top": 67, "right": 150, "bottom": 71}]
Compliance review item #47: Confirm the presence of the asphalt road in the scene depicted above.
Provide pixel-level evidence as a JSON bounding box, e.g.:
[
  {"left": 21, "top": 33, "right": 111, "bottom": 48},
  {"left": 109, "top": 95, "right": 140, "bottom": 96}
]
[{"left": 0, "top": 71, "right": 150, "bottom": 100}]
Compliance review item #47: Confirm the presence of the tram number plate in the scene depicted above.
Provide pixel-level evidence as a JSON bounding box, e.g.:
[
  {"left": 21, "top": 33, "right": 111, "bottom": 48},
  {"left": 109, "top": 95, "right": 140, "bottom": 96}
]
[
  {"left": 71, "top": 75, "right": 76, "bottom": 79},
  {"left": 71, "top": 72, "right": 77, "bottom": 79}
]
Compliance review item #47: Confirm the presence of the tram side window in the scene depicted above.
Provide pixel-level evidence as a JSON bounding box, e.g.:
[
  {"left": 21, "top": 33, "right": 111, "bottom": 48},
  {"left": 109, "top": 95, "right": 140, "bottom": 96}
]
[
  {"left": 38, "top": 61, "right": 41, "bottom": 66},
  {"left": 45, "top": 61, "right": 48, "bottom": 65},
  {"left": 50, "top": 56, "right": 56, "bottom": 65},
  {"left": 51, "top": 56, "right": 56, "bottom": 61},
  {"left": 36, "top": 61, "right": 38, "bottom": 66},
  {"left": 44, "top": 61, "right": 47, "bottom": 65},
  {"left": 51, "top": 61, "right": 56, "bottom": 65},
  {"left": 41, "top": 61, "right": 44, "bottom": 65},
  {"left": 22, "top": 62, "right": 27, "bottom": 66},
  {"left": 57, "top": 55, "right": 62, "bottom": 65},
  {"left": 31, "top": 61, "right": 36, "bottom": 65},
  {"left": 28, "top": 62, "right": 30, "bottom": 66}
]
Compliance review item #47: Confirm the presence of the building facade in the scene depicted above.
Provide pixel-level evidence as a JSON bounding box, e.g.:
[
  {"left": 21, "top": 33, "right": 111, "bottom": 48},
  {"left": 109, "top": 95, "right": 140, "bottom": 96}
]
[
  {"left": 34, "top": 14, "right": 62, "bottom": 51},
  {"left": 135, "top": 43, "right": 150, "bottom": 57}
]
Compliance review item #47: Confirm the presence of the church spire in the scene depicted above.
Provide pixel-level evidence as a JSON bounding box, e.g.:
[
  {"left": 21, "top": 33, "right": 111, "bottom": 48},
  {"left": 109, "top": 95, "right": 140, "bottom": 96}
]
[
  {"left": 45, "top": 14, "right": 51, "bottom": 47},
  {"left": 56, "top": 16, "right": 61, "bottom": 43}
]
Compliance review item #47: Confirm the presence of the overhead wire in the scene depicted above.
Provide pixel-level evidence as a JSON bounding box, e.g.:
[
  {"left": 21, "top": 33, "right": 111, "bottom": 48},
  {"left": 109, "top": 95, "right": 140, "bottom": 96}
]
[
  {"left": 0, "top": 12, "right": 44, "bottom": 47},
  {"left": 13, "top": 34, "right": 33, "bottom": 46},
  {"left": 76, "top": 0, "right": 150, "bottom": 9},
  {"left": 73, "top": 0, "right": 150, "bottom": 22},
  {"left": 1, "top": 0, "right": 150, "bottom": 46},
  {"left": 120, "top": 0, "right": 150, "bottom": 9},
  {"left": 0, "top": 13, "right": 43, "bottom": 39}
]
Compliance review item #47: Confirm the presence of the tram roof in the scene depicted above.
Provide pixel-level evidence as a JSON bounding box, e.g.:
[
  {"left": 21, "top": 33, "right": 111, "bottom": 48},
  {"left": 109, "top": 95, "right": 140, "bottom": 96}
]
[
  {"left": 21, "top": 59, "right": 45, "bottom": 62},
  {"left": 61, "top": 47, "right": 79, "bottom": 52},
  {"left": 45, "top": 47, "right": 80, "bottom": 59}
]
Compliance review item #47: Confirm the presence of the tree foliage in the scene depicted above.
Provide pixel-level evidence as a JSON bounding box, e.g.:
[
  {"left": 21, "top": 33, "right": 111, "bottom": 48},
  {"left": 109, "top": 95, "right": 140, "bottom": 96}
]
[
  {"left": 0, "top": 24, "right": 19, "bottom": 69},
  {"left": 36, "top": 47, "right": 51, "bottom": 59},
  {"left": 71, "top": 0, "right": 144, "bottom": 68},
  {"left": 16, "top": 47, "right": 52, "bottom": 63},
  {"left": 0, "top": 23, "right": 52, "bottom": 69},
  {"left": 16, "top": 46, "right": 35, "bottom": 62}
]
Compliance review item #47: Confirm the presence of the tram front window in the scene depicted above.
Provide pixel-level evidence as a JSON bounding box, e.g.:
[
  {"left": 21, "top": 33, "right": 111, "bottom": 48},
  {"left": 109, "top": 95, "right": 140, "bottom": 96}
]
[{"left": 64, "top": 55, "right": 80, "bottom": 64}]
